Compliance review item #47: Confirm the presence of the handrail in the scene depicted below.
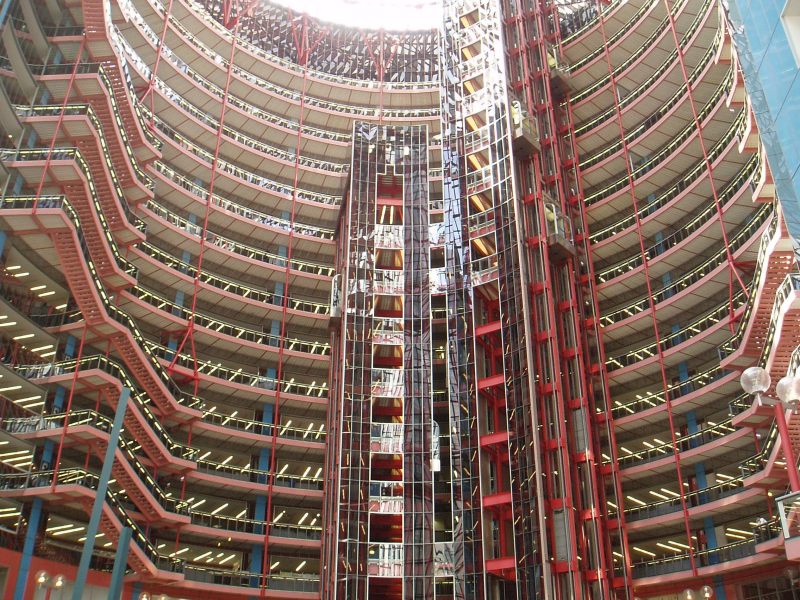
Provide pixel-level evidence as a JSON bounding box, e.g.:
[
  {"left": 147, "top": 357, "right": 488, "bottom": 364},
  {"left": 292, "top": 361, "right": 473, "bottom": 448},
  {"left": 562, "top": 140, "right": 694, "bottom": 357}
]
[
  {"left": 600, "top": 204, "right": 772, "bottom": 326},
  {"left": 738, "top": 424, "right": 778, "bottom": 478},
  {"left": 144, "top": 200, "right": 334, "bottom": 276},
  {"left": 586, "top": 104, "right": 745, "bottom": 205},
  {"left": 0, "top": 51, "right": 161, "bottom": 151},
  {"left": 560, "top": 0, "right": 622, "bottom": 44},
  {"left": 753, "top": 273, "right": 800, "bottom": 368},
  {"left": 605, "top": 290, "right": 746, "bottom": 371},
  {"left": 137, "top": 242, "right": 330, "bottom": 314},
  {"left": 153, "top": 162, "right": 336, "bottom": 239},
  {"left": 630, "top": 538, "right": 760, "bottom": 578},
  {"left": 594, "top": 153, "right": 760, "bottom": 275},
  {"left": 717, "top": 216, "right": 780, "bottom": 360},
  {"left": 16, "top": 99, "right": 153, "bottom": 193}
]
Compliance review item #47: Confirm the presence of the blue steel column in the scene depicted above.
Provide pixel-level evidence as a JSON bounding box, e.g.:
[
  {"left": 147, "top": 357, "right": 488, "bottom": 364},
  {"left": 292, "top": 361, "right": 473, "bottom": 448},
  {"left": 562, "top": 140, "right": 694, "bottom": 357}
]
[
  {"left": 71, "top": 387, "right": 131, "bottom": 600},
  {"left": 249, "top": 401, "right": 273, "bottom": 579},
  {"left": 107, "top": 526, "right": 132, "bottom": 600}
]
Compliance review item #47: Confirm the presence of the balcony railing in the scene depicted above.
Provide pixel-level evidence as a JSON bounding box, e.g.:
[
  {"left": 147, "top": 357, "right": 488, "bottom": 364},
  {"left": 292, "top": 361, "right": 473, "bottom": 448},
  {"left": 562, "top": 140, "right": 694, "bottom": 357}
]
[
  {"left": 154, "top": 162, "right": 335, "bottom": 239},
  {"left": 605, "top": 290, "right": 746, "bottom": 372},
  {"left": 145, "top": 200, "right": 334, "bottom": 276},
  {"left": 139, "top": 242, "right": 330, "bottom": 315},
  {"left": 616, "top": 417, "right": 737, "bottom": 468},
  {"left": 594, "top": 151, "right": 759, "bottom": 278},
  {"left": 600, "top": 204, "right": 771, "bottom": 326}
]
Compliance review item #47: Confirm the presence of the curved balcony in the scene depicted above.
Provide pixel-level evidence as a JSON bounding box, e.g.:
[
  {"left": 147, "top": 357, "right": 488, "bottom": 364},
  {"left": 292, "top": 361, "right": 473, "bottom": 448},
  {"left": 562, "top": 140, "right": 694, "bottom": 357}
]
[
  {"left": 574, "top": 8, "right": 724, "bottom": 139},
  {"left": 5, "top": 409, "right": 324, "bottom": 543},
  {"left": 152, "top": 0, "right": 436, "bottom": 92},
  {"left": 17, "top": 99, "right": 153, "bottom": 197},
  {"left": 5, "top": 408, "right": 192, "bottom": 514},
  {"left": 16, "top": 360, "right": 324, "bottom": 492},
  {"left": 143, "top": 200, "right": 332, "bottom": 276},
  {"left": 134, "top": 242, "right": 330, "bottom": 319},
  {"left": 580, "top": 63, "right": 733, "bottom": 179},
  {"left": 610, "top": 364, "right": 727, "bottom": 418},
  {"left": 570, "top": 0, "right": 711, "bottom": 109},
  {"left": 147, "top": 108, "right": 342, "bottom": 208},
  {"left": 138, "top": 75, "right": 349, "bottom": 176},
  {"left": 563, "top": 0, "right": 660, "bottom": 75},
  {"left": 585, "top": 105, "right": 745, "bottom": 208},
  {"left": 17, "top": 354, "right": 325, "bottom": 448},
  {"left": 615, "top": 417, "right": 738, "bottom": 469},
  {"left": 561, "top": 0, "right": 627, "bottom": 46},
  {"left": 0, "top": 468, "right": 321, "bottom": 594},
  {"left": 590, "top": 151, "right": 760, "bottom": 260},
  {"left": 16, "top": 356, "right": 199, "bottom": 461},
  {"left": 629, "top": 533, "right": 777, "bottom": 580},
  {"left": 605, "top": 290, "right": 746, "bottom": 373},
  {"left": 113, "top": 30, "right": 350, "bottom": 144},
  {"left": 599, "top": 204, "right": 770, "bottom": 329},
  {"left": 143, "top": 340, "right": 328, "bottom": 404},
  {"left": 0, "top": 145, "right": 145, "bottom": 249},
  {"left": 621, "top": 474, "right": 747, "bottom": 523},
  {"left": 123, "top": 285, "right": 330, "bottom": 358},
  {"left": 0, "top": 468, "right": 182, "bottom": 576},
  {"left": 114, "top": 7, "right": 438, "bottom": 123},
  {"left": 152, "top": 161, "right": 336, "bottom": 241}
]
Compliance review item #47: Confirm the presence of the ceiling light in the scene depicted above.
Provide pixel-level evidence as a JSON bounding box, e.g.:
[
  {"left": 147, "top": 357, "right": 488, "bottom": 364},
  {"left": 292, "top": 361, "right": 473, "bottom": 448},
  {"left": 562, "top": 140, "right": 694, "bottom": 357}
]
[{"left": 211, "top": 503, "right": 229, "bottom": 515}]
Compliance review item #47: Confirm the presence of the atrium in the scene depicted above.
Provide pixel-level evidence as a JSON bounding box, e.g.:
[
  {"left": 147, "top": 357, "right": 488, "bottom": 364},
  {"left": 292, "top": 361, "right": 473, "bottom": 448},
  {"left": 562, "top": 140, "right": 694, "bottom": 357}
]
[{"left": 0, "top": 0, "right": 799, "bottom": 598}]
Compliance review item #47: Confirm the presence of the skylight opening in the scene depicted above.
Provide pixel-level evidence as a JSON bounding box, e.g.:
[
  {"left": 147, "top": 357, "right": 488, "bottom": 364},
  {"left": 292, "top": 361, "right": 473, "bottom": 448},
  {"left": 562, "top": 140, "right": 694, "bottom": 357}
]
[{"left": 271, "top": 0, "right": 442, "bottom": 30}]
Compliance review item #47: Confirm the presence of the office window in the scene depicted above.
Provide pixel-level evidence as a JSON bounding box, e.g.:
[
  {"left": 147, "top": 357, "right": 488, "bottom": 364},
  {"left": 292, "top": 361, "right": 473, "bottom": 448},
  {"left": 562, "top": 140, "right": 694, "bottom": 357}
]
[{"left": 783, "top": 0, "right": 800, "bottom": 67}]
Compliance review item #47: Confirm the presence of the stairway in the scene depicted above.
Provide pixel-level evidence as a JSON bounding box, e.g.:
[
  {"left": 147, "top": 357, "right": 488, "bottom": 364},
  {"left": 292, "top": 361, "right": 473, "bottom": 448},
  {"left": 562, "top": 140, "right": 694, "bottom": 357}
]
[
  {"left": 72, "top": 136, "right": 143, "bottom": 244},
  {"left": 84, "top": 92, "right": 151, "bottom": 200},
  {"left": 51, "top": 231, "right": 180, "bottom": 419},
  {"left": 81, "top": 0, "right": 158, "bottom": 158}
]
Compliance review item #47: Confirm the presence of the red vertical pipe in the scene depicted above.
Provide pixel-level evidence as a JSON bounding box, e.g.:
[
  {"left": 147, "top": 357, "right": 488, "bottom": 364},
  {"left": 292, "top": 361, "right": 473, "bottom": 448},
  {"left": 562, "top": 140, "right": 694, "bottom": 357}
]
[{"left": 593, "top": 0, "right": 698, "bottom": 575}]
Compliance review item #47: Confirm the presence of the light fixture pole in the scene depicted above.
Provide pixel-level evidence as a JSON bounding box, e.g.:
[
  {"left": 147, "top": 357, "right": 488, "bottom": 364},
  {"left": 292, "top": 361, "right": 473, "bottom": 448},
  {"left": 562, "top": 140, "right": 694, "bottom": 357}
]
[
  {"left": 681, "top": 585, "right": 715, "bottom": 599},
  {"left": 34, "top": 572, "right": 67, "bottom": 600},
  {"left": 740, "top": 367, "right": 800, "bottom": 492}
]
